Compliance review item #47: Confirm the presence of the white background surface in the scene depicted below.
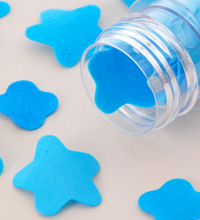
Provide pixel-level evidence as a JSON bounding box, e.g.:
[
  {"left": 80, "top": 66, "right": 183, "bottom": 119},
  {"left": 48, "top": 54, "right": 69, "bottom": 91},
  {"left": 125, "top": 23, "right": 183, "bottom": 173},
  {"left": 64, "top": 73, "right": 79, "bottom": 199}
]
[{"left": 1, "top": 0, "right": 200, "bottom": 219}]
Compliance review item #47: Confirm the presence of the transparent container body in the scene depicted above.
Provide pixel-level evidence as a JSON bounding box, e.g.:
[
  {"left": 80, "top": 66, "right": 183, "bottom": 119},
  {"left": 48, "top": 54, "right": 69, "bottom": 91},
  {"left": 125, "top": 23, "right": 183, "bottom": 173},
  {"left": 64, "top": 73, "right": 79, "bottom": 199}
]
[{"left": 81, "top": 0, "right": 200, "bottom": 135}]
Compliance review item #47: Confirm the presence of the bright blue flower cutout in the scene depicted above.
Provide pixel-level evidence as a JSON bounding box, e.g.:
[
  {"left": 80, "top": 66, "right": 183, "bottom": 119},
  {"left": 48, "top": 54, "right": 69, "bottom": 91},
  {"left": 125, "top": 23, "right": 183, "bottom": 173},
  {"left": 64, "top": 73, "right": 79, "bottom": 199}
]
[
  {"left": 0, "top": 81, "right": 58, "bottom": 130},
  {"left": 13, "top": 135, "right": 102, "bottom": 215},
  {"left": 0, "top": 2, "right": 10, "bottom": 18},
  {"left": 139, "top": 179, "right": 200, "bottom": 220},
  {"left": 88, "top": 47, "right": 155, "bottom": 114},
  {"left": 26, "top": 5, "right": 102, "bottom": 67},
  {"left": 0, "top": 158, "right": 4, "bottom": 174},
  {"left": 122, "top": 0, "right": 136, "bottom": 7}
]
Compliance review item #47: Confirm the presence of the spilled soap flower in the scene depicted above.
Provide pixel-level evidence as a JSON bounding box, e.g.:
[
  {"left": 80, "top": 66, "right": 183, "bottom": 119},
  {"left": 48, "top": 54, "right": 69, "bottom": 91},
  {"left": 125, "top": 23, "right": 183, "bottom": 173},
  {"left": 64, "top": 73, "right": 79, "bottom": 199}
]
[
  {"left": 139, "top": 179, "right": 200, "bottom": 220},
  {"left": 13, "top": 135, "right": 102, "bottom": 215},
  {"left": 0, "top": 2, "right": 10, "bottom": 18},
  {"left": 26, "top": 5, "right": 102, "bottom": 67},
  {"left": 0, "top": 158, "right": 4, "bottom": 174},
  {"left": 0, "top": 81, "right": 58, "bottom": 130}
]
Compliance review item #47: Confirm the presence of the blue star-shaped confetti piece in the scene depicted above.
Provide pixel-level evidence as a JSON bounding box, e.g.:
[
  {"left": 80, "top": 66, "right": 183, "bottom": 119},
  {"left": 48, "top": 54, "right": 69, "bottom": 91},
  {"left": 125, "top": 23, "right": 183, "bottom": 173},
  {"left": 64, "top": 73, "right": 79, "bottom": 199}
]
[
  {"left": 26, "top": 5, "right": 102, "bottom": 67},
  {"left": 0, "top": 158, "right": 4, "bottom": 174},
  {"left": 0, "top": 2, "right": 10, "bottom": 18},
  {"left": 88, "top": 47, "right": 155, "bottom": 114},
  {"left": 13, "top": 135, "right": 102, "bottom": 215},
  {"left": 138, "top": 179, "right": 200, "bottom": 220},
  {"left": 122, "top": 0, "right": 136, "bottom": 7},
  {"left": 0, "top": 81, "right": 58, "bottom": 130}
]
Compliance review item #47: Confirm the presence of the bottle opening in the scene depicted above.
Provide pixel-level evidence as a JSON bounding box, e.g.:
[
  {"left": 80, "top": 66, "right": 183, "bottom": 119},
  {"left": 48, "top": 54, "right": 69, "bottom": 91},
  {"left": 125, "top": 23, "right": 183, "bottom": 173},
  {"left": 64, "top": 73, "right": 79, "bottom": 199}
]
[
  {"left": 81, "top": 41, "right": 164, "bottom": 135},
  {"left": 81, "top": 0, "right": 199, "bottom": 135}
]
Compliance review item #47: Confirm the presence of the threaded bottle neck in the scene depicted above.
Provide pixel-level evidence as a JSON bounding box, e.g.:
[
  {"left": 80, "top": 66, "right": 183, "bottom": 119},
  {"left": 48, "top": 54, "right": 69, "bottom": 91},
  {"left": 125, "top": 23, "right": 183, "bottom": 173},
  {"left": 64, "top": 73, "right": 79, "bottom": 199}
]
[{"left": 81, "top": 0, "right": 200, "bottom": 135}]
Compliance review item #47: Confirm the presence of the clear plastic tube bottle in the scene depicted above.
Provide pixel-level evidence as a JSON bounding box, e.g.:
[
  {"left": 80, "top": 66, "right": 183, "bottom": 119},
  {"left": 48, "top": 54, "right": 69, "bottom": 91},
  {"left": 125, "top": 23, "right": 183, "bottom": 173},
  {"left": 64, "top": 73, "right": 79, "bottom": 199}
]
[{"left": 81, "top": 0, "right": 200, "bottom": 135}]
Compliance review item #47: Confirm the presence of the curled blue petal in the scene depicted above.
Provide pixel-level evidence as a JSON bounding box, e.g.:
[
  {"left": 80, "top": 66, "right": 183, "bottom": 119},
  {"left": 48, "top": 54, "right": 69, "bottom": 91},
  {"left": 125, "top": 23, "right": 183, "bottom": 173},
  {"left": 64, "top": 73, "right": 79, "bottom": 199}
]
[{"left": 88, "top": 47, "right": 155, "bottom": 114}]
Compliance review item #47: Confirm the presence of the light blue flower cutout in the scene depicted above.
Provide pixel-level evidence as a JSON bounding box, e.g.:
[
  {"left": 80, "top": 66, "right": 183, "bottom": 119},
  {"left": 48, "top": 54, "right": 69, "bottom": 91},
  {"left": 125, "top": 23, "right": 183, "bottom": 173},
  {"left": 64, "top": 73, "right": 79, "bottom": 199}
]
[
  {"left": 88, "top": 47, "right": 155, "bottom": 114},
  {"left": 139, "top": 179, "right": 200, "bottom": 220},
  {"left": 0, "top": 81, "right": 58, "bottom": 130},
  {"left": 26, "top": 5, "right": 102, "bottom": 67},
  {"left": 13, "top": 135, "right": 102, "bottom": 216},
  {"left": 0, "top": 158, "right": 4, "bottom": 174},
  {"left": 0, "top": 2, "right": 10, "bottom": 18}
]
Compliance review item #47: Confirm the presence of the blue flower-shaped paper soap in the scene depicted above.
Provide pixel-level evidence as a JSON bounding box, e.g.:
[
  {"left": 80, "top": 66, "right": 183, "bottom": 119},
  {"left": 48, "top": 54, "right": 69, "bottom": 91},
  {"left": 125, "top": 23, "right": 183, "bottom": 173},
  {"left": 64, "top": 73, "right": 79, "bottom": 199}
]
[
  {"left": 139, "top": 179, "right": 200, "bottom": 220},
  {"left": 0, "top": 2, "right": 10, "bottom": 18},
  {"left": 13, "top": 135, "right": 102, "bottom": 215},
  {"left": 0, "top": 158, "right": 4, "bottom": 174},
  {"left": 88, "top": 47, "right": 155, "bottom": 114},
  {"left": 0, "top": 81, "right": 58, "bottom": 130},
  {"left": 122, "top": 0, "right": 136, "bottom": 7},
  {"left": 26, "top": 5, "right": 102, "bottom": 67}
]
